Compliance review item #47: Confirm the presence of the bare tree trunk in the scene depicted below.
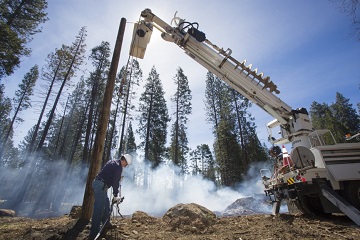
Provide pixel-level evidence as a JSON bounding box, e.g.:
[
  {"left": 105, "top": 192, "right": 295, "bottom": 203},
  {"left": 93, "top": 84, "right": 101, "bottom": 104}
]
[
  {"left": 0, "top": 89, "right": 25, "bottom": 157},
  {"left": 54, "top": 96, "right": 69, "bottom": 155},
  {"left": 118, "top": 67, "right": 132, "bottom": 157},
  {"left": 28, "top": 62, "right": 61, "bottom": 154},
  {"left": 81, "top": 18, "right": 126, "bottom": 221},
  {"left": 232, "top": 90, "right": 248, "bottom": 173},
  {"left": 106, "top": 95, "right": 120, "bottom": 161}
]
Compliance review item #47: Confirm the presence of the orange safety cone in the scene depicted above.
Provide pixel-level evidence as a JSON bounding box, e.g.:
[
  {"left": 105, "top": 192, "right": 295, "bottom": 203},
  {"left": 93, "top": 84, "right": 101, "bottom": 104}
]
[{"left": 282, "top": 145, "right": 293, "bottom": 166}]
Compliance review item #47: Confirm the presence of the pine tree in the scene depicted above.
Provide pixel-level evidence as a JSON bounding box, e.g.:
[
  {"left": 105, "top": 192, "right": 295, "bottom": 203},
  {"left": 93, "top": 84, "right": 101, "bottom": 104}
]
[
  {"left": 189, "top": 144, "right": 216, "bottom": 181},
  {"left": 36, "top": 27, "right": 87, "bottom": 152},
  {"left": 26, "top": 47, "right": 70, "bottom": 154},
  {"left": 0, "top": 65, "right": 38, "bottom": 159},
  {"left": 310, "top": 101, "right": 331, "bottom": 130},
  {"left": 205, "top": 72, "right": 242, "bottom": 186},
  {"left": 82, "top": 41, "right": 110, "bottom": 164},
  {"left": 0, "top": 84, "right": 12, "bottom": 164},
  {"left": 331, "top": 92, "right": 359, "bottom": 140},
  {"left": 124, "top": 121, "right": 137, "bottom": 154},
  {"left": 310, "top": 92, "right": 360, "bottom": 143},
  {"left": 137, "top": 66, "right": 169, "bottom": 168},
  {"left": 8, "top": 28, "right": 86, "bottom": 212},
  {"left": 205, "top": 71, "right": 267, "bottom": 186},
  {"left": 117, "top": 59, "right": 142, "bottom": 156},
  {"left": 0, "top": 0, "right": 48, "bottom": 79},
  {"left": 169, "top": 67, "right": 192, "bottom": 174},
  {"left": 0, "top": 84, "right": 11, "bottom": 144}
]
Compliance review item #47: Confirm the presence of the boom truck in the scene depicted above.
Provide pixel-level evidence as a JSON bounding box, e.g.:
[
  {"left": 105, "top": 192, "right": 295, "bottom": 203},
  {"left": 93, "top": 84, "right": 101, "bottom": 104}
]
[{"left": 129, "top": 9, "right": 360, "bottom": 225}]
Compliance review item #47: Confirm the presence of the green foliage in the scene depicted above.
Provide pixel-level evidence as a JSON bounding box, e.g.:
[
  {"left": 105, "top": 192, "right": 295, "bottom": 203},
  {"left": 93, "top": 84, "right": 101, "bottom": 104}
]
[
  {"left": 169, "top": 67, "right": 192, "bottom": 173},
  {"left": 81, "top": 41, "right": 110, "bottom": 163},
  {"left": 0, "top": 65, "right": 38, "bottom": 159},
  {"left": 310, "top": 92, "right": 360, "bottom": 143},
  {"left": 0, "top": 84, "right": 11, "bottom": 139},
  {"left": 204, "top": 71, "right": 268, "bottom": 186},
  {"left": 36, "top": 27, "right": 87, "bottom": 152},
  {"left": 116, "top": 59, "right": 143, "bottom": 156},
  {"left": 189, "top": 144, "right": 216, "bottom": 182},
  {"left": 124, "top": 122, "right": 137, "bottom": 153},
  {"left": 137, "top": 66, "right": 169, "bottom": 168},
  {"left": 0, "top": 0, "right": 48, "bottom": 78},
  {"left": 214, "top": 117, "right": 242, "bottom": 186},
  {"left": 13, "top": 65, "right": 38, "bottom": 115}
]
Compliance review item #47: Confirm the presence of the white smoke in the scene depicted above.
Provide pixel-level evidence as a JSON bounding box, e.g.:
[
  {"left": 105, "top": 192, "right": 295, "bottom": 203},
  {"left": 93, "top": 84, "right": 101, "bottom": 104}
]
[
  {"left": 110, "top": 160, "right": 273, "bottom": 216},
  {"left": 1, "top": 153, "right": 283, "bottom": 218}
]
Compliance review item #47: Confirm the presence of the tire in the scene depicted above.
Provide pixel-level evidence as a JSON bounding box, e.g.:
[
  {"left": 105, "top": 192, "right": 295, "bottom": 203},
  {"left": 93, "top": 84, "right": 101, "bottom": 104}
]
[
  {"left": 297, "top": 195, "right": 326, "bottom": 216},
  {"left": 345, "top": 181, "right": 360, "bottom": 210},
  {"left": 286, "top": 199, "right": 302, "bottom": 215}
]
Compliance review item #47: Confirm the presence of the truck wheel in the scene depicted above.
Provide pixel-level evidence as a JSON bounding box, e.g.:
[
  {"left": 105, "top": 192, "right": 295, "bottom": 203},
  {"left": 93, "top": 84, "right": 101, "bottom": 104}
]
[
  {"left": 345, "top": 181, "right": 360, "bottom": 210},
  {"left": 298, "top": 195, "right": 326, "bottom": 216},
  {"left": 286, "top": 199, "right": 302, "bottom": 214}
]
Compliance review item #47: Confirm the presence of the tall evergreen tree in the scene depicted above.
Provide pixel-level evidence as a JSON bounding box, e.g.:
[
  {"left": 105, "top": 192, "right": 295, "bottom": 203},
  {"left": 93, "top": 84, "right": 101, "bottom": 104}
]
[
  {"left": 310, "top": 101, "right": 331, "bottom": 130},
  {"left": 0, "top": 0, "right": 48, "bottom": 79},
  {"left": 231, "top": 89, "right": 250, "bottom": 172},
  {"left": 332, "top": 92, "right": 359, "bottom": 139},
  {"left": 124, "top": 121, "right": 137, "bottom": 154},
  {"left": 36, "top": 27, "right": 86, "bottom": 152},
  {"left": 0, "top": 84, "right": 12, "bottom": 164},
  {"left": 9, "top": 28, "right": 86, "bottom": 212},
  {"left": 310, "top": 92, "right": 359, "bottom": 143},
  {"left": 205, "top": 71, "right": 267, "bottom": 186},
  {"left": 0, "top": 84, "right": 11, "bottom": 144},
  {"left": 230, "top": 89, "right": 268, "bottom": 170},
  {"left": 26, "top": 47, "right": 70, "bottom": 154},
  {"left": 0, "top": 65, "right": 38, "bottom": 159},
  {"left": 82, "top": 41, "right": 110, "bottom": 164},
  {"left": 54, "top": 79, "right": 87, "bottom": 160},
  {"left": 137, "top": 66, "right": 169, "bottom": 168},
  {"left": 169, "top": 67, "right": 192, "bottom": 174},
  {"left": 205, "top": 72, "right": 242, "bottom": 186},
  {"left": 189, "top": 144, "right": 216, "bottom": 181},
  {"left": 117, "top": 59, "right": 142, "bottom": 156}
]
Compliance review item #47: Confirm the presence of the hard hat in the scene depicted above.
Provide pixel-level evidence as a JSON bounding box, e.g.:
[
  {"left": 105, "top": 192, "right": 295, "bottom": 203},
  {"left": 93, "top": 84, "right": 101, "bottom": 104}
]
[{"left": 123, "top": 154, "right": 132, "bottom": 165}]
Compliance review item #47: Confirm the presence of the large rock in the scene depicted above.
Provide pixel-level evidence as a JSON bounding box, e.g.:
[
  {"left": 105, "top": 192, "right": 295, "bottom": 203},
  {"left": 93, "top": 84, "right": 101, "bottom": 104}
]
[
  {"left": 0, "top": 209, "right": 16, "bottom": 217},
  {"left": 132, "top": 211, "right": 156, "bottom": 224},
  {"left": 163, "top": 203, "right": 216, "bottom": 233}
]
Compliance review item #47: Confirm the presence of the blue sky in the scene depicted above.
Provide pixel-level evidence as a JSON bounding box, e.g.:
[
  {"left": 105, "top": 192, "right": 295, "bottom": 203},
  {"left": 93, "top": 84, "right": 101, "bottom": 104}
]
[{"left": 2, "top": 0, "right": 360, "bottom": 153}]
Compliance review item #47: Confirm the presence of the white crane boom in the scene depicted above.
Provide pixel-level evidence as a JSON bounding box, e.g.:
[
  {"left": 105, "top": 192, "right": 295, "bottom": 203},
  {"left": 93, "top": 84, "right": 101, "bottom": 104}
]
[{"left": 130, "top": 9, "right": 313, "bottom": 148}]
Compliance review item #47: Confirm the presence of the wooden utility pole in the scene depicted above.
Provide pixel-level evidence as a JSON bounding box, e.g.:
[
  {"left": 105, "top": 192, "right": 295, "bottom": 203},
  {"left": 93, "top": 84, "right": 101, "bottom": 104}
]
[{"left": 81, "top": 18, "right": 127, "bottom": 221}]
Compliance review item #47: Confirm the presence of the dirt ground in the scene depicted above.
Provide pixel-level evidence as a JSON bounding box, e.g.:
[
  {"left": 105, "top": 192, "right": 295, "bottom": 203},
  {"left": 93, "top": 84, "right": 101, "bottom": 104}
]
[{"left": 0, "top": 210, "right": 359, "bottom": 240}]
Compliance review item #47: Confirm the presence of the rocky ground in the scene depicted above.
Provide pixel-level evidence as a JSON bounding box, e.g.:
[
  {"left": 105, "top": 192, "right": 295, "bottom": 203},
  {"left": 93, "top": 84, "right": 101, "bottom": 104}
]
[{"left": 0, "top": 198, "right": 359, "bottom": 240}]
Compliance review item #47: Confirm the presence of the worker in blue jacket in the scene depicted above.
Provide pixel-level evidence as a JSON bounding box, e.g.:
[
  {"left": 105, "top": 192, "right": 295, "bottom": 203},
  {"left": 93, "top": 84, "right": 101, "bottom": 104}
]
[{"left": 89, "top": 154, "right": 132, "bottom": 240}]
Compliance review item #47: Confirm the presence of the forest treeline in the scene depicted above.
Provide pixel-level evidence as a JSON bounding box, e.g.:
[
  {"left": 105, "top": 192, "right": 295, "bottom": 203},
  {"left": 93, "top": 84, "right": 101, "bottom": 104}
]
[{"left": 0, "top": 0, "right": 359, "bottom": 217}]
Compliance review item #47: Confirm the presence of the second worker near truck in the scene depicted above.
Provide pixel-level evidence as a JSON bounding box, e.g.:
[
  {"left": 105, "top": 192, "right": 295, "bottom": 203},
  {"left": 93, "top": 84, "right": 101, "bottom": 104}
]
[{"left": 88, "top": 154, "right": 132, "bottom": 240}]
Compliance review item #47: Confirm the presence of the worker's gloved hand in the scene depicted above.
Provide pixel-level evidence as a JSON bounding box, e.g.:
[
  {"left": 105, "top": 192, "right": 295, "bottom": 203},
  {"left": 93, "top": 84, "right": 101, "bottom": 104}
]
[{"left": 112, "top": 196, "right": 122, "bottom": 204}]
